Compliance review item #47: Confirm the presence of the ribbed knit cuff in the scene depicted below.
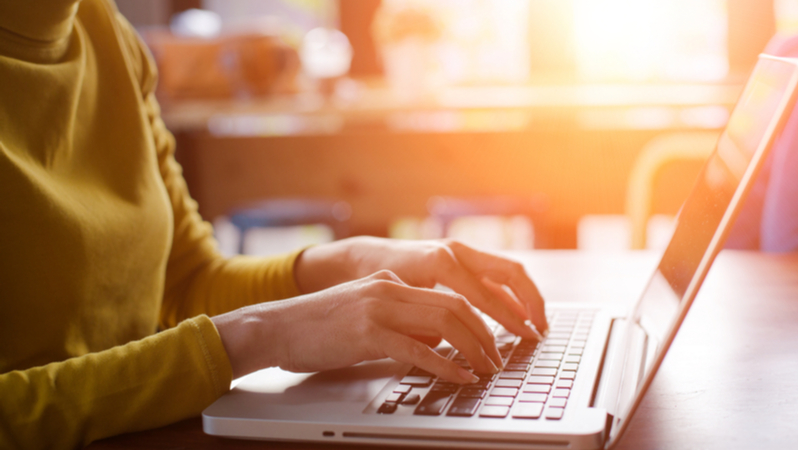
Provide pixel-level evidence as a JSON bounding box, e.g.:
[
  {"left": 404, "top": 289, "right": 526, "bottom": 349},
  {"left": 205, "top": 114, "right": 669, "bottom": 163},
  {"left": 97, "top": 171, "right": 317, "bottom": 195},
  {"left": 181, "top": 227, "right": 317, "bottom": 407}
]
[{"left": 188, "top": 315, "right": 233, "bottom": 395}]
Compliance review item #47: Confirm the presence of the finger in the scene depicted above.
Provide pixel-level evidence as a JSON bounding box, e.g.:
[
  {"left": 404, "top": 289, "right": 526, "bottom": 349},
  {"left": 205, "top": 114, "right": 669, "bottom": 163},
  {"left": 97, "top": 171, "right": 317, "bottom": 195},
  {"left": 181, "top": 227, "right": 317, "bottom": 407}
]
[
  {"left": 375, "top": 300, "right": 498, "bottom": 374},
  {"left": 434, "top": 253, "right": 542, "bottom": 341},
  {"left": 367, "top": 269, "right": 408, "bottom": 285},
  {"left": 447, "top": 240, "right": 549, "bottom": 333},
  {"left": 481, "top": 277, "right": 528, "bottom": 319},
  {"left": 482, "top": 278, "right": 546, "bottom": 342},
  {"left": 376, "top": 328, "right": 479, "bottom": 384},
  {"left": 410, "top": 335, "right": 443, "bottom": 348},
  {"left": 373, "top": 281, "right": 502, "bottom": 367}
]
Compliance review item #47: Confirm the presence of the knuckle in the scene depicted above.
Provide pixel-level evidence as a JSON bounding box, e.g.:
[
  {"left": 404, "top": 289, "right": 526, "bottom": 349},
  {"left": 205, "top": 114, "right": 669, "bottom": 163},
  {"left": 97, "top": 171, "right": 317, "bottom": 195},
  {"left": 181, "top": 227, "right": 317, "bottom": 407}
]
[
  {"left": 371, "top": 269, "right": 397, "bottom": 280},
  {"left": 431, "top": 246, "right": 456, "bottom": 269},
  {"left": 367, "top": 279, "right": 395, "bottom": 295},
  {"left": 450, "top": 294, "right": 471, "bottom": 313}
]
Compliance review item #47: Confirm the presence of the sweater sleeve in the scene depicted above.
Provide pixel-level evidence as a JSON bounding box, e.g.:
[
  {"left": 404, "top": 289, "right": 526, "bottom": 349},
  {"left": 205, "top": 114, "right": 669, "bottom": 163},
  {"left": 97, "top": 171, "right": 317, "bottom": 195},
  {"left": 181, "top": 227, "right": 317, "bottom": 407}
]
[
  {"left": 114, "top": 13, "right": 304, "bottom": 329},
  {"left": 0, "top": 316, "right": 232, "bottom": 450}
]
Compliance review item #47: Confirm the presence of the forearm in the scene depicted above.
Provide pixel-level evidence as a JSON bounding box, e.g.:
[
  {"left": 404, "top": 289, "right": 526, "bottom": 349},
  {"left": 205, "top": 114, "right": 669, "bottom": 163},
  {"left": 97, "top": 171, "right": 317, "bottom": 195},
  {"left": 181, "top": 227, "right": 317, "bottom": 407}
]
[{"left": 0, "top": 316, "right": 230, "bottom": 450}]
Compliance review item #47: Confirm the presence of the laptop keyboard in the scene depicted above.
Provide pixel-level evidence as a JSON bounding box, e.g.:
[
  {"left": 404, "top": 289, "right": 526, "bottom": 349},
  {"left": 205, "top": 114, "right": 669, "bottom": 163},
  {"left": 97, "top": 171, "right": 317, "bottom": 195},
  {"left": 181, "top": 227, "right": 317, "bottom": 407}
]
[{"left": 376, "top": 310, "right": 595, "bottom": 420}]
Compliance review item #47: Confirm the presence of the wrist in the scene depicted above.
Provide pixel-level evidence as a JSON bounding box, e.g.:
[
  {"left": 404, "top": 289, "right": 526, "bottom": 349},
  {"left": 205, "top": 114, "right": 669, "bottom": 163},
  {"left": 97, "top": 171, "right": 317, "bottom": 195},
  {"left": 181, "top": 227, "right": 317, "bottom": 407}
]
[
  {"left": 212, "top": 304, "right": 283, "bottom": 379},
  {"left": 294, "top": 237, "right": 362, "bottom": 293}
]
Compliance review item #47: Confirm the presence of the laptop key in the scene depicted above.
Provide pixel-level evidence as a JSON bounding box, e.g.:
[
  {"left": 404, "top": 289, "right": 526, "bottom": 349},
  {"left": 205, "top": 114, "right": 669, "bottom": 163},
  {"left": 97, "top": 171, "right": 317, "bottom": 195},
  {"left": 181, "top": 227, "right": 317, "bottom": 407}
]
[
  {"left": 479, "top": 405, "right": 510, "bottom": 418},
  {"left": 545, "top": 407, "right": 564, "bottom": 420},
  {"left": 559, "top": 372, "right": 576, "bottom": 380},
  {"left": 542, "top": 345, "right": 567, "bottom": 353},
  {"left": 484, "top": 396, "right": 514, "bottom": 406},
  {"left": 495, "top": 379, "right": 523, "bottom": 389},
  {"left": 431, "top": 381, "right": 460, "bottom": 393},
  {"left": 518, "top": 393, "right": 548, "bottom": 403},
  {"left": 401, "top": 394, "right": 421, "bottom": 405},
  {"left": 546, "top": 332, "right": 572, "bottom": 340},
  {"left": 458, "top": 388, "right": 487, "bottom": 399},
  {"left": 499, "top": 371, "right": 526, "bottom": 380},
  {"left": 562, "top": 363, "right": 579, "bottom": 372},
  {"left": 531, "top": 368, "right": 558, "bottom": 377},
  {"left": 447, "top": 397, "right": 482, "bottom": 417},
  {"left": 555, "top": 379, "right": 573, "bottom": 389},
  {"left": 549, "top": 397, "right": 567, "bottom": 408},
  {"left": 513, "top": 348, "right": 536, "bottom": 357},
  {"left": 552, "top": 388, "right": 570, "bottom": 398},
  {"left": 565, "top": 355, "right": 581, "bottom": 363},
  {"left": 538, "top": 352, "right": 563, "bottom": 361},
  {"left": 386, "top": 392, "right": 404, "bottom": 403},
  {"left": 528, "top": 376, "right": 555, "bottom": 385},
  {"left": 511, "top": 402, "right": 544, "bottom": 419},
  {"left": 401, "top": 376, "right": 433, "bottom": 387},
  {"left": 393, "top": 384, "right": 412, "bottom": 394},
  {"left": 523, "top": 384, "right": 550, "bottom": 394},
  {"left": 463, "top": 379, "right": 493, "bottom": 390},
  {"left": 414, "top": 392, "right": 453, "bottom": 416},
  {"left": 490, "top": 387, "right": 519, "bottom": 397},
  {"left": 534, "top": 360, "right": 560, "bottom": 368},
  {"left": 509, "top": 355, "right": 534, "bottom": 363},
  {"left": 378, "top": 403, "right": 398, "bottom": 414}
]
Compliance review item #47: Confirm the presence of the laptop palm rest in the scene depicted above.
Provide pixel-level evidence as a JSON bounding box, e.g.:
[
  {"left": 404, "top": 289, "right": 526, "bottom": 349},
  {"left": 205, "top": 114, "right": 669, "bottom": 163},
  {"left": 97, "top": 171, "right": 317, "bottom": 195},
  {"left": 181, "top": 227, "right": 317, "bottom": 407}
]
[{"left": 205, "top": 359, "right": 404, "bottom": 422}]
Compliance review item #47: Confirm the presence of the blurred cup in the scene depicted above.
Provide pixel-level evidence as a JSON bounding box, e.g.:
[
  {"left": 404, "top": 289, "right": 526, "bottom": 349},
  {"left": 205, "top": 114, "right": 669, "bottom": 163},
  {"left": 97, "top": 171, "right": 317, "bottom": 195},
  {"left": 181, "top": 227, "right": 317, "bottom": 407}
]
[{"left": 300, "top": 28, "right": 353, "bottom": 79}]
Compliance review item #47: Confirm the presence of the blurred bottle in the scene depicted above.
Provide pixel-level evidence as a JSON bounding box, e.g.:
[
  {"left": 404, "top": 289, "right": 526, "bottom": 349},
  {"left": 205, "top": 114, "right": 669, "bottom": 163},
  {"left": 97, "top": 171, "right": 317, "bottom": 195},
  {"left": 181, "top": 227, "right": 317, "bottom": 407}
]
[{"left": 372, "top": 3, "right": 443, "bottom": 104}]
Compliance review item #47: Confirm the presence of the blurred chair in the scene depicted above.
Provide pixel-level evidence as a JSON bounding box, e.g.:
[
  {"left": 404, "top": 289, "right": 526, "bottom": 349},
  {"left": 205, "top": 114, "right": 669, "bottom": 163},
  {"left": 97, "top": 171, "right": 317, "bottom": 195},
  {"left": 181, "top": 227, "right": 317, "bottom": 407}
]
[
  {"left": 225, "top": 199, "right": 351, "bottom": 255},
  {"left": 426, "top": 195, "right": 547, "bottom": 249},
  {"left": 626, "top": 132, "right": 720, "bottom": 249}
]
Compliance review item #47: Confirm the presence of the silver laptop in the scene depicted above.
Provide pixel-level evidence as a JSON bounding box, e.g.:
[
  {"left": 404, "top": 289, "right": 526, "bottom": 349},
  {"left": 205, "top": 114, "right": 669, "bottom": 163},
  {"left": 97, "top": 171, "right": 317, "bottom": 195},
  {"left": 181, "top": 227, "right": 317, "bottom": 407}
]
[{"left": 203, "top": 55, "right": 797, "bottom": 449}]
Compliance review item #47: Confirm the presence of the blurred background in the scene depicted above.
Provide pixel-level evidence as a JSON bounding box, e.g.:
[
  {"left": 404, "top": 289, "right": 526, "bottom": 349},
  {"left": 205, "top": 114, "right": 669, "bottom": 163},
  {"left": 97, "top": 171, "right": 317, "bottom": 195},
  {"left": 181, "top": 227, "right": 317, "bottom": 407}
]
[{"left": 117, "top": 0, "right": 797, "bottom": 256}]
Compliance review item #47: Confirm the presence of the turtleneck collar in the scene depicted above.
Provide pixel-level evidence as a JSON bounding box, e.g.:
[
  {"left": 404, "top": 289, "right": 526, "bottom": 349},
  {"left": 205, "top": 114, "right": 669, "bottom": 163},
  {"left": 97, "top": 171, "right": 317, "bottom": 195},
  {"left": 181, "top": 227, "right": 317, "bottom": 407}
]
[
  {"left": 0, "top": 0, "right": 81, "bottom": 43},
  {"left": 0, "top": 0, "right": 82, "bottom": 63}
]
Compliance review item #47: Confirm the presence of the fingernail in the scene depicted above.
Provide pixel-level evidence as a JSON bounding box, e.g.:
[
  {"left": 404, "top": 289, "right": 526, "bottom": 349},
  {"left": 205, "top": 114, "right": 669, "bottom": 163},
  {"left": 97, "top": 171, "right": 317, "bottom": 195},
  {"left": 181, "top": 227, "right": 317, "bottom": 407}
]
[
  {"left": 524, "top": 320, "right": 546, "bottom": 341},
  {"left": 484, "top": 355, "right": 500, "bottom": 374},
  {"left": 457, "top": 367, "right": 480, "bottom": 384}
]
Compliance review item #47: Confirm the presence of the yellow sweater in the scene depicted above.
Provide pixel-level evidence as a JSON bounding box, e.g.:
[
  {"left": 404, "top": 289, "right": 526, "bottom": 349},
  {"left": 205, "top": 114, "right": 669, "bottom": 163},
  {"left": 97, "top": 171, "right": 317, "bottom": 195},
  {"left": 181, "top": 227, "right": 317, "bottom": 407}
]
[{"left": 0, "top": 1, "right": 302, "bottom": 448}]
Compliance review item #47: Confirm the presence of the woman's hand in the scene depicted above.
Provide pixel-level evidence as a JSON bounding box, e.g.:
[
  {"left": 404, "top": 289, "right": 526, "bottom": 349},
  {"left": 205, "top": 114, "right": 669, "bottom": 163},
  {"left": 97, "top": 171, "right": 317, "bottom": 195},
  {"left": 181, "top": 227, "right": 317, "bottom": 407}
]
[
  {"left": 212, "top": 270, "right": 501, "bottom": 383},
  {"left": 295, "top": 237, "right": 548, "bottom": 339}
]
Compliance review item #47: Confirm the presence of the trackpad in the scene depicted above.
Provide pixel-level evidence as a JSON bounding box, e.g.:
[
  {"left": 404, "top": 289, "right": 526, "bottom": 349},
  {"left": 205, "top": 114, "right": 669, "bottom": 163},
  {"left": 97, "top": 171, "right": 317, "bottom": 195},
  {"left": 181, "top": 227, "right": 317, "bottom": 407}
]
[{"left": 210, "top": 359, "right": 405, "bottom": 419}]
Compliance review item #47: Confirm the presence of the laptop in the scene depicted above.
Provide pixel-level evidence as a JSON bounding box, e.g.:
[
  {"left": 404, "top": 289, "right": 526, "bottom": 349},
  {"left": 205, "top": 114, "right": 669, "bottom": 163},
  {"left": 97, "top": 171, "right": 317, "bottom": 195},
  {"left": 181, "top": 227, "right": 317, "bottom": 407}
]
[{"left": 202, "top": 54, "right": 798, "bottom": 449}]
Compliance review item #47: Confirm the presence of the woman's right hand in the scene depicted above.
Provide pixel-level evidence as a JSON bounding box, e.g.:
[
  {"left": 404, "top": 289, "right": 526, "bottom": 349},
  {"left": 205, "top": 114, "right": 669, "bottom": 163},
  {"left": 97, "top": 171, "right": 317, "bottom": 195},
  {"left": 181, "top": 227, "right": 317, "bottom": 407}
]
[{"left": 211, "top": 270, "right": 503, "bottom": 384}]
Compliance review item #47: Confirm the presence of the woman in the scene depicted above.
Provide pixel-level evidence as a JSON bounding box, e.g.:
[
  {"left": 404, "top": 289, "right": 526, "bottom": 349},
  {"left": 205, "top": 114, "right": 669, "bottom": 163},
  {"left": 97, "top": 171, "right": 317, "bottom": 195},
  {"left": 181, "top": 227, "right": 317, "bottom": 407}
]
[{"left": 0, "top": 1, "right": 548, "bottom": 448}]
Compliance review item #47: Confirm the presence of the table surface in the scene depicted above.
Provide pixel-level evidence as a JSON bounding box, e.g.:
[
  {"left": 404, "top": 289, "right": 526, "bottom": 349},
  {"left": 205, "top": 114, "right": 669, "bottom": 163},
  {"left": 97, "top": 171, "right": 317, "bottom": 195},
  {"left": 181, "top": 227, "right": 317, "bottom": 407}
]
[{"left": 89, "top": 250, "right": 798, "bottom": 450}]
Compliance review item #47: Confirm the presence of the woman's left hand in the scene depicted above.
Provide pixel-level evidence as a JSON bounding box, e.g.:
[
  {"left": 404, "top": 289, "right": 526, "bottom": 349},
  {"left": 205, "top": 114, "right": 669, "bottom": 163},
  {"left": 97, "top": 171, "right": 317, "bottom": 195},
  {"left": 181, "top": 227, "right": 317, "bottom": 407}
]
[{"left": 295, "top": 237, "right": 548, "bottom": 339}]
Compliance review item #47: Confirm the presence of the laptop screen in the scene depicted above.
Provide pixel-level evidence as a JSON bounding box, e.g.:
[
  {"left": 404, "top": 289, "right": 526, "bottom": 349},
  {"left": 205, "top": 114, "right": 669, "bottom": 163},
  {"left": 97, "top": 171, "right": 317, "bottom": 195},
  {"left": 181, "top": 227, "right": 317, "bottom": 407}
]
[
  {"left": 631, "top": 56, "right": 797, "bottom": 351},
  {"left": 611, "top": 55, "right": 797, "bottom": 442}
]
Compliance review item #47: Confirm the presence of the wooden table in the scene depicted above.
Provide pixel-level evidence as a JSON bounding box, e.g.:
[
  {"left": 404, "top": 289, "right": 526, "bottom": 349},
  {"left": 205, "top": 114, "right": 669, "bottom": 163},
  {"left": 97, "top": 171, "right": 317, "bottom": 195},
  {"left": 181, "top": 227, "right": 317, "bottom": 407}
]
[{"left": 89, "top": 250, "right": 798, "bottom": 449}]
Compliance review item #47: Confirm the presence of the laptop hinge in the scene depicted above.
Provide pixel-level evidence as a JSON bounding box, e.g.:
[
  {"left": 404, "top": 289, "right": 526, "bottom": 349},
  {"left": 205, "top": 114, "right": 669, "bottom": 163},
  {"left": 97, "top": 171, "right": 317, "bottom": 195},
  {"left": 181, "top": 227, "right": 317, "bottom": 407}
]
[{"left": 592, "top": 319, "right": 648, "bottom": 422}]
